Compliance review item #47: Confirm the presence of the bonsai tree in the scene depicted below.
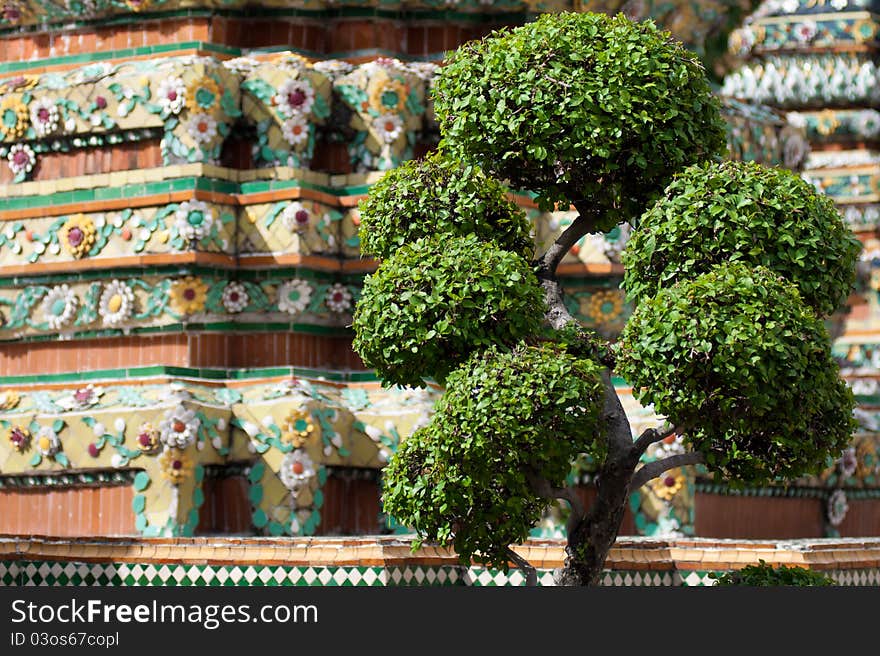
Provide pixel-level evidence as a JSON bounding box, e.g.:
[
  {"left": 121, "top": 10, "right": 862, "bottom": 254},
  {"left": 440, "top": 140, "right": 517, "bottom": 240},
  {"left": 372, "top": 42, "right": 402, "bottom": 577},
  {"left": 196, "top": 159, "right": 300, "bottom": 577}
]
[{"left": 352, "top": 12, "right": 861, "bottom": 586}]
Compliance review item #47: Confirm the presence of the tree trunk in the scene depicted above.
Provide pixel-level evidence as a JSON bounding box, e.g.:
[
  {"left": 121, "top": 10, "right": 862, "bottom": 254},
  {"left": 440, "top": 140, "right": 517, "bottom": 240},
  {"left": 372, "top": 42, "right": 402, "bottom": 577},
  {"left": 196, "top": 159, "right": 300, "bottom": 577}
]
[
  {"left": 555, "top": 456, "right": 638, "bottom": 585},
  {"left": 556, "top": 373, "right": 639, "bottom": 586}
]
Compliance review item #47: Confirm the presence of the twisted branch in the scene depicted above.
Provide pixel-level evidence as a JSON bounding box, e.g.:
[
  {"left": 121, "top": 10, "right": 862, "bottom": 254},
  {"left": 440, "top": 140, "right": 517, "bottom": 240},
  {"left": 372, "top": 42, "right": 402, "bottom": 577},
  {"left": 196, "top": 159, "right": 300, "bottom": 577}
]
[
  {"left": 506, "top": 547, "right": 538, "bottom": 587},
  {"left": 632, "top": 423, "right": 682, "bottom": 456},
  {"left": 630, "top": 452, "right": 705, "bottom": 490}
]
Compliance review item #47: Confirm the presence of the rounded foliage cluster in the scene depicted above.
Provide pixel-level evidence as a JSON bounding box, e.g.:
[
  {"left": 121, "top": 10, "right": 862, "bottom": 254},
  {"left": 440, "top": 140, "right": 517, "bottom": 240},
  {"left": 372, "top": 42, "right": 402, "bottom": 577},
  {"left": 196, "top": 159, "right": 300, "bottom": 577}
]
[
  {"left": 617, "top": 263, "right": 856, "bottom": 483},
  {"left": 358, "top": 150, "right": 533, "bottom": 260},
  {"left": 711, "top": 561, "right": 834, "bottom": 587},
  {"left": 382, "top": 343, "right": 605, "bottom": 567},
  {"left": 434, "top": 11, "right": 727, "bottom": 229},
  {"left": 352, "top": 234, "right": 545, "bottom": 388},
  {"left": 622, "top": 160, "right": 861, "bottom": 317}
]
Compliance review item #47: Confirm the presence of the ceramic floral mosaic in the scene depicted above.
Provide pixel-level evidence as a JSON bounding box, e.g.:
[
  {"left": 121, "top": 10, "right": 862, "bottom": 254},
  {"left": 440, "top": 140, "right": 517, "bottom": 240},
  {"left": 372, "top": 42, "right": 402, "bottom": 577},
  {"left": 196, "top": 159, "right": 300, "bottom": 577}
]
[{"left": 0, "top": 372, "right": 442, "bottom": 537}]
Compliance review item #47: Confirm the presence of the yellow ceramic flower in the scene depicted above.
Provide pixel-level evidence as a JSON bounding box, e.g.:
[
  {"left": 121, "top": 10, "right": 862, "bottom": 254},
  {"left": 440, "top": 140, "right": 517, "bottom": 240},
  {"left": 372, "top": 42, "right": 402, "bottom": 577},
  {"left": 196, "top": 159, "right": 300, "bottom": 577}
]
[
  {"left": 170, "top": 276, "right": 209, "bottom": 315},
  {"left": 853, "top": 18, "right": 877, "bottom": 44},
  {"left": 650, "top": 471, "right": 685, "bottom": 501},
  {"left": 270, "top": 52, "right": 309, "bottom": 67},
  {"left": 7, "top": 425, "right": 30, "bottom": 452},
  {"left": 135, "top": 422, "right": 160, "bottom": 453},
  {"left": 0, "top": 389, "right": 20, "bottom": 411},
  {"left": 586, "top": 290, "right": 624, "bottom": 322},
  {"left": 368, "top": 77, "right": 409, "bottom": 114},
  {"left": 61, "top": 214, "right": 97, "bottom": 259},
  {"left": 185, "top": 76, "right": 221, "bottom": 113},
  {"left": 159, "top": 447, "right": 193, "bottom": 485},
  {"left": 124, "top": 0, "right": 152, "bottom": 12},
  {"left": 281, "top": 407, "right": 317, "bottom": 447},
  {"left": 0, "top": 95, "right": 30, "bottom": 140},
  {"left": 856, "top": 440, "right": 879, "bottom": 478},
  {"left": 815, "top": 110, "right": 841, "bottom": 137}
]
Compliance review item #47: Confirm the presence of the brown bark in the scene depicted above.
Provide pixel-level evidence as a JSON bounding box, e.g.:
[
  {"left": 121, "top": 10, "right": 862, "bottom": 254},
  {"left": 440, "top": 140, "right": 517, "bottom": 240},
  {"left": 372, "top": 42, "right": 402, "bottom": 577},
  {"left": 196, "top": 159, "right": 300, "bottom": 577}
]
[{"left": 555, "top": 372, "right": 641, "bottom": 586}]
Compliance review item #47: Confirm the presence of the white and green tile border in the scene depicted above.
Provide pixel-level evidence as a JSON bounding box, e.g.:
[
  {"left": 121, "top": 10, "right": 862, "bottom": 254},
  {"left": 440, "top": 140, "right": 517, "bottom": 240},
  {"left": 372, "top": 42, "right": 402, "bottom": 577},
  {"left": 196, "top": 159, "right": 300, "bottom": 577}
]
[{"left": 2, "top": 560, "right": 878, "bottom": 587}]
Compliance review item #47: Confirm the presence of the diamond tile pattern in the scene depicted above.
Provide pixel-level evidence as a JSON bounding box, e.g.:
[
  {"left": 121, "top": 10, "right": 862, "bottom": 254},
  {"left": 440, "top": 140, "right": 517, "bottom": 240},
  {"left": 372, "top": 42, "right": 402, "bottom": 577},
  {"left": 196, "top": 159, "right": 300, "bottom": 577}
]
[{"left": 2, "top": 561, "right": 878, "bottom": 586}]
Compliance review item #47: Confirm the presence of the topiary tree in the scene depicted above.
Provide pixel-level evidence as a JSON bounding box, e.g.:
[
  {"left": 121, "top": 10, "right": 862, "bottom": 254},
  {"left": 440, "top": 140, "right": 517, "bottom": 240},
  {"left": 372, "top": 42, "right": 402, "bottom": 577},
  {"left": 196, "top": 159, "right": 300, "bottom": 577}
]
[{"left": 353, "top": 12, "right": 861, "bottom": 586}]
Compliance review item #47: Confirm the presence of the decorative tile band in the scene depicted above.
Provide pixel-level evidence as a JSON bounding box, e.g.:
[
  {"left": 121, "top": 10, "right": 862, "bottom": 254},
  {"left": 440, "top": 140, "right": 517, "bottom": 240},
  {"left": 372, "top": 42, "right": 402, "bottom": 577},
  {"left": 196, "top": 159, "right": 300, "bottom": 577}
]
[
  {"left": 0, "top": 560, "right": 727, "bottom": 586},
  {"left": 721, "top": 53, "right": 880, "bottom": 108},
  {"left": 0, "top": 373, "right": 440, "bottom": 537},
  {"left": 787, "top": 109, "right": 880, "bottom": 142},
  {"left": 0, "top": 469, "right": 136, "bottom": 488},
  {"left": 3, "top": 560, "right": 878, "bottom": 587},
  {"left": 0, "top": 270, "right": 360, "bottom": 340},
  {"left": 695, "top": 481, "right": 880, "bottom": 498},
  {"left": 729, "top": 10, "right": 879, "bottom": 55},
  {"left": 801, "top": 166, "right": 880, "bottom": 203},
  {"left": 0, "top": 53, "right": 430, "bottom": 181},
  {"left": 0, "top": 52, "right": 797, "bottom": 194},
  {"left": 0, "top": 364, "right": 379, "bottom": 385}
]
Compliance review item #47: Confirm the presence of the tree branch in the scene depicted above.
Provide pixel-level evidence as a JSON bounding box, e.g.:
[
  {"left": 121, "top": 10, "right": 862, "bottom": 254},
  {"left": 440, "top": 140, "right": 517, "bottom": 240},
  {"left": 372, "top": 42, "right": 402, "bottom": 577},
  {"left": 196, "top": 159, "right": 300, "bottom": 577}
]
[
  {"left": 630, "top": 452, "right": 705, "bottom": 490},
  {"left": 506, "top": 547, "right": 538, "bottom": 587},
  {"left": 600, "top": 370, "right": 635, "bottom": 459},
  {"left": 525, "top": 470, "right": 585, "bottom": 536},
  {"left": 537, "top": 203, "right": 601, "bottom": 277},
  {"left": 632, "top": 423, "right": 681, "bottom": 456},
  {"left": 540, "top": 277, "right": 577, "bottom": 331}
]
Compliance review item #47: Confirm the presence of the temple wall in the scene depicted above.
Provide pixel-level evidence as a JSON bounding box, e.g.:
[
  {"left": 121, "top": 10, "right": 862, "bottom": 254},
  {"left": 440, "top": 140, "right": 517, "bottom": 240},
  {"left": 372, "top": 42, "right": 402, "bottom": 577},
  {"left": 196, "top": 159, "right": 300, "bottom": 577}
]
[{"left": 0, "top": 1, "right": 877, "bottom": 557}]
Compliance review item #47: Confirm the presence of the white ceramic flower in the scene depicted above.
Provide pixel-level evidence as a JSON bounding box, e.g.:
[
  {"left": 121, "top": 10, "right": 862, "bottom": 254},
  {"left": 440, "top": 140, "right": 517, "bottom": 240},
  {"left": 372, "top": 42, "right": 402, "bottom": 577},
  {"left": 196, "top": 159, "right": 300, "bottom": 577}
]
[
  {"left": 856, "top": 110, "right": 880, "bottom": 138},
  {"left": 174, "top": 199, "right": 215, "bottom": 242},
  {"left": 281, "top": 202, "right": 311, "bottom": 232},
  {"left": 372, "top": 113, "right": 403, "bottom": 143},
  {"left": 277, "top": 279, "right": 313, "bottom": 315},
  {"left": 274, "top": 78, "right": 315, "bottom": 117},
  {"left": 311, "top": 59, "right": 353, "bottom": 79},
  {"left": 156, "top": 76, "right": 186, "bottom": 115},
  {"left": 325, "top": 283, "right": 352, "bottom": 313},
  {"left": 281, "top": 115, "right": 309, "bottom": 146},
  {"left": 794, "top": 21, "right": 819, "bottom": 43},
  {"left": 654, "top": 434, "right": 686, "bottom": 459},
  {"left": 187, "top": 113, "right": 218, "bottom": 143},
  {"left": 160, "top": 381, "right": 192, "bottom": 404},
  {"left": 827, "top": 489, "right": 849, "bottom": 526},
  {"left": 29, "top": 98, "right": 59, "bottom": 137},
  {"left": 406, "top": 61, "right": 439, "bottom": 81},
  {"left": 7, "top": 143, "right": 35, "bottom": 176},
  {"left": 98, "top": 280, "right": 134, "bottom": 326},
  {"left": 839, "top": 447, "right": 858, "bottom": 478},
  {"left": 35, "top": 425, "right": 61, "bottom": 457},
  {"left": 221, "top": 281, "right": 249, "bottom": 313},
  {"left": 159, "top": 405, "right": 200, "bottom": 449},
  {"left": 279, "top": 449, "right": 316, "bottom": 491},
  {"left": 222, "top": 57, "right": 262, "bottom": 76},
  {"left": 56, "top": 383, "right": 103, "bottom": 411},
  {"left": 41, "top": 284, "right": 78, "bottom": 330}
]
